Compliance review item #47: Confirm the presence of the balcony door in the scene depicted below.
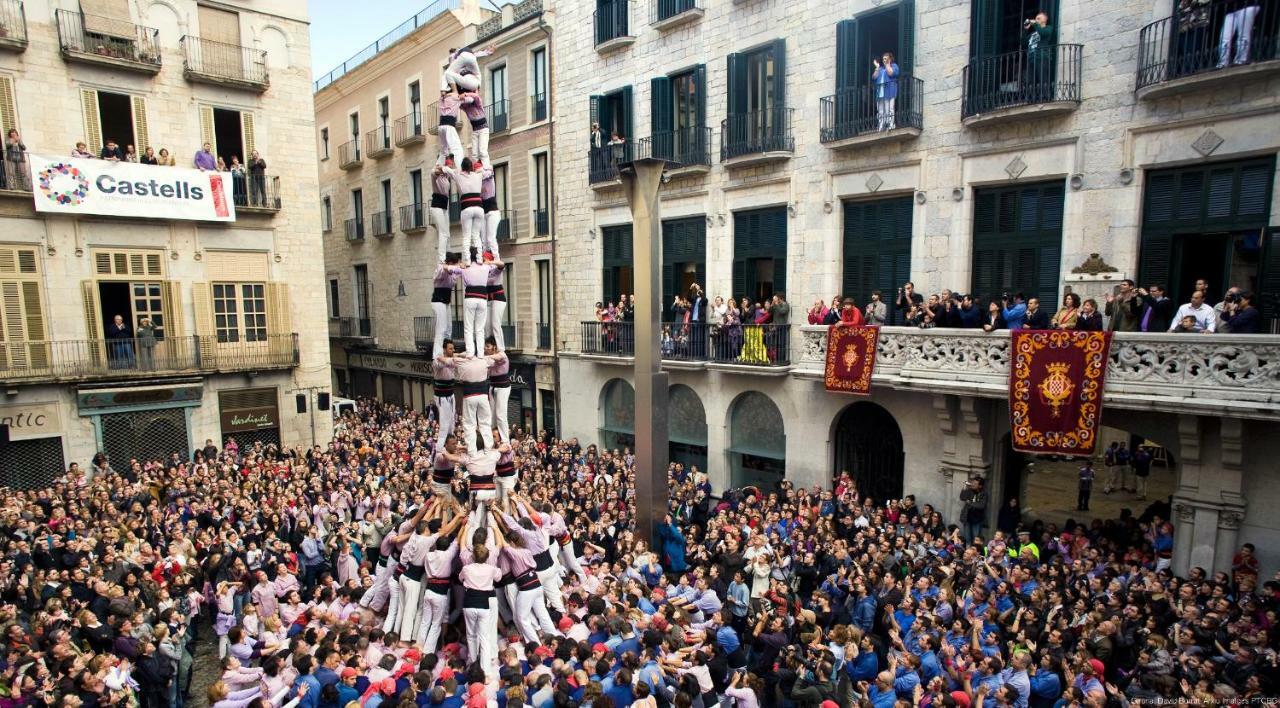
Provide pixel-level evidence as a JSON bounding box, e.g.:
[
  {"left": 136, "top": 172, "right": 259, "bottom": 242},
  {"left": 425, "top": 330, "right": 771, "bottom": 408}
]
[
  {"left": 353, "top": 264, "right": 370, "bottom": 336},
  {"left": 662, "top": 218, "right": 706, "bottom": 320},
  {"left": 197, "top": 5, "right": 243, "bottom": 77},
  {"left": 726, "top": 40, "right": 786, "bottom": 154},
  {"left": 732, "top": 207, "right": 787, "bottom": 304},
  {"left": 971, "top": 181, "right": 1064, "bottom": 306},
  {"left": 650, "top": 66, "right": 706, "bottom": 163},
  {"left": 843, "top": 196, "right": 913, "bottom": 324},
  {"left": 968, "top": 0, "right": 1060, "bottom": 112}
]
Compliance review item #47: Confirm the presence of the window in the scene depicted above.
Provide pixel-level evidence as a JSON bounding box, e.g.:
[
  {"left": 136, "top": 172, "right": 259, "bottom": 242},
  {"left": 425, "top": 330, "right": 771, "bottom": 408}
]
[
  {"left": 199, "top": 105, "right": 256, "bottom": 168},
  {"left": 725, "top": 40, "right": 789, "bottom": 157},
  {"left": 493, "top": 163, "right": 509, "bottom": 211},
  {"left": 213, "top": 283, "right": 266, "bottom": 343},
  {"left": 843, "top": 197, "right": 913, "bottom": 324},
  {"left": 409, "top": 81, "right": 422, "bottom": 130},
  {"left": 503, "top": 269, "right": 514, "bottom": 325},
  {"left": 353, "top": 265, "right": 371, "bottom": 335},
  {"left": 377, "top": 96, "right": 390, "bottom": 148},
  {"left": 328, "top": 278, "right": 340, "bottom": 318},
  {"left": 530, "top": 47, "right": 547, "bottom": 121},
  {"left": 590, "top": 87, "right": 633, "bottom": 143},
  {"left": 537, "top": 259, "right": 552, "bottom": 349},
  {"left": 602, "top": 224, "right": 634, "bottom": 304},
  {"left": 322, "top": 196, "right": 332, "bottom": 231},
  {"left": 732, "top": 207, "right": 787, "bottom": 303},
  {"left": 489, "top": 65, "right": 508, "bottom": 131},
  {"left": 971, "top": 181, "right": 1064, "bottom": 306},
  {"left": 131, "top": 282, "right": 166, "bottom": 339},
  {"left": 349, "top": 112, "right": 360, "bottom": 158},
  {"left": 0, "top": 246, "right": 47, "bottom": 372},
  {"left": 533, "top": 152, "right": 550, "bottom": 236},
  {"left": 662, "top": 218, "right": 706, "bottom": 319},
  {"left": 352, "top": 189, "right": 364, "bottom": 221},
  {"left": 650, "top": 66, "right": 706, "bottom": 163},
  {"left": 320, "top": 128, "right": 329, "bottom": 159},
  {"left": 410, "top": 170, "right": 423, "bottom": 206}
]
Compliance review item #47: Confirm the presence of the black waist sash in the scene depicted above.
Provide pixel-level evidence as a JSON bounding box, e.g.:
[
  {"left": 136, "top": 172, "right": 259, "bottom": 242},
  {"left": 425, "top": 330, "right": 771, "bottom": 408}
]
[{"left": 464, "top": 587, "right": 495, "bottom": 608}]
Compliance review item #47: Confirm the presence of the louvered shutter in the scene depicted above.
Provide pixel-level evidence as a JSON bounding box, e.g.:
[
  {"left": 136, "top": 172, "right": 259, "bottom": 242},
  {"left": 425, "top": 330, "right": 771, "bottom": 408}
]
[
  {"left": 1258, "top": 228, "right": 1280, "bottom": 323},
  {"left": 191, "top": 281, "right": 217, "bottom": 365},
  {"left": 241, "top": 112, "right": 256, "bottom": 162},
  {"left": 771, "top": 39, "right": 786, "bottom": 111},
  {"left": 81, "top": 280, "right": 105, "bottom": 367},
  {"left": 693, "top": 64, "right": 706, "bottom": 128},
  {"left": 266, "top": 283, "right": 291, "bottom": 359},
  {"left": 619, "top": 85, "right": 633, "bottom": 144},
  {"left": 774, "top": 257, "right": 788, "bottom": 299},
  {"left": 897, "top": 0, "right": 916, "bottom": 74},
  {"left": 0, "top": 76, "right": 17, "bottom": 137},
  {"left": 131, "top": 96, "right": 150, "bottom": 153},
  {"left": 1137, "top": 232, "right": 1173, "bottom": 294},
  {"left": 971, "top": 0, "right": 999, "bottom": 58},
  {"left": 161, "top": 281, "right": 182, "bottom": 338},
  {"left": 1143, "top": 172, "right": 1175, "bottom": 224},
  {"left": 1175, "top": 170, "right": 1204, "bottom": 221},
  {"left": 835, "top": 20, "right": 859, "bottom": 91},
  {"left": 650, "top": 76, "right": 672, "bottom": 161},
  {"left": 732, "top": 259, "right": 746, "bottom": 300},
  {"left": 841, "top": 201, "right": 863, "bottom": 299},
  {"left": 199, "top": 105, "right": 217, "bottom": 155},
  {"left": 1237, "top": 162, "right": 1273, "bottom": 218},
  {"left": 662, "top": 263, "right": 674, "bottom": 320},
  {"left": 726, "top": 53, "right": 746, "bottom": 116},
  {"left": 603, "top": 268, "right": 617, "bottom": 304},
  {"left": 81, "top": 89, "right": 102, "bottom": 154}
]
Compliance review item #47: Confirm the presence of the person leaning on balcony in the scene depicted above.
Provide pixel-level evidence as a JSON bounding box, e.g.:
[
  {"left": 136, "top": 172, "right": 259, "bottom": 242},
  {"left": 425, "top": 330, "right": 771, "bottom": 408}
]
[
  {"left": 1022, "top": 297, "right": 1050, "bottom": 330},
  {"left": 100, "top": 139, "right": 124, "bottom": 162},
  {"left": 71, "top": 141, "right": 95, "bottom": 159},
  {"left": 864, "top": 291, "right": 888, "bottom": 326},
  {"left": 194, "top": 143, "right": 217, "bottom": 171},
  {"left": 1001, "top": 292, "right": 1028, "bottom": 329},
  {"left": 136, "top": 317, "right": 157, "bottom": 370},
  {"left": 872, "top": 52, "right": 899, "bottom": 132},
  {"left": 1221, "top": 291, "right": 1260, "bottom": 333},
  {"left": 1168, "top": 289, "right": 1216, "bottom": 333},
  {"left": 957, "top": 294, "right": 982, "bottom": 328},
  {"left": 1137, "top": 284, "right": 1174, "bottom": 332},
  {"left": 1076, "top": 298, "right": 1104, "bottom": 331},
  {"left": 836, "top": 297, "right": 864, "bottom": 327},
  {"left": 1051, "top": 292, "right": 1081, "bottom": 329},
  {"left": 981, "top": 301, "right": 1007, "bottom": 332},
  {"left": 249, "top": 150, "right": 268, "bottom": 207},
  {"left": 807, "top": 299, "right": 829, "bottom": 325},
  {"left": 124, "top": 145, "right": 138, "bottom": 163},
  {"left": 1104, "top": 279, "right": 1143, "bottom": 332},
  {"left": 2, "top": 128, "right": 25, "bottom": 190},
  {"left": 158, "top": 147, "right": 176, "bottom": 166},
  {"left": 140, "top": 147, "right": 158, "bottom": 165}
]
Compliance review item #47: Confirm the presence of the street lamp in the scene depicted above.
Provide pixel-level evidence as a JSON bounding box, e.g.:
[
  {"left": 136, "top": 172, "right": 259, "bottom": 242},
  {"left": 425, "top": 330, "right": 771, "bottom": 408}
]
[{"left": 620, "top": 157, "right": 669, "bottom": 549}]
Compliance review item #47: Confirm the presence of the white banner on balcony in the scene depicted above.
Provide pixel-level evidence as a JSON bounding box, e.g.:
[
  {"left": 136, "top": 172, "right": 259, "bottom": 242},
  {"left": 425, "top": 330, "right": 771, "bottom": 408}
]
[{"left": 27, "top": 154, "right": 236, "bottom": 222}]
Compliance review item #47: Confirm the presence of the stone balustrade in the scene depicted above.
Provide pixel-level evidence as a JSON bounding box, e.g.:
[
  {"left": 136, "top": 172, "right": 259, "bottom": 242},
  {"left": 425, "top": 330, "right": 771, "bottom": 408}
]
[{"left": 796, "top": 326, "right": 1280, "bottom": 420}]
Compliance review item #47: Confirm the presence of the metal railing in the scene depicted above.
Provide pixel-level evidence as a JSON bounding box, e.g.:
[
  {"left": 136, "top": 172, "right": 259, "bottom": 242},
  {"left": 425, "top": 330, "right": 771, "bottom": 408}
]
[
  {"left": 579, "top": 320, "right": 792, "bottom": 366},
  {"left": 399, "top": 203, "right": 429, "bottom": 231},
  {"left": 344, "top": 218, "right": 365, "bottom": 241},
  {"left": 961, "top": 44, "right": 1083, "bottom": 118},
  {"left": 365, "top": 125, "right": 393, "bottom": 155},
  {"left": 329, "top": 317, "right": 373, "bottom": 338},
  {"left": 651, "top": 0, "right": 701, "bottom": 24},
  {"left": 712, "top": 323, "right": 790, "bottom": 365},
  {"left": 514, "top": 0, "right": 544, "bottom": 23},
  {"left": 315, "top": 0, "right": 460, "bottom": 91},
  {"left": 662, "top": 322, "right": 710, "bottom": 361},
  {"left": 394, "top": 111, "right": 425, "bottom": 145},
  {"left": 55, "top": 10, "right": 161, "bottom": 68},
  {"left": 0, "top": 334, "right": 298, "bottom": 382},
  {"left": 721, "top": 107, "right": 794, "bottom": 160},
  {"left": 530, "top": 92, "right": 548, "bottom": 122},
  {"left": 229, "top": 172, "right": 280, "bottom": 211},
  {"left": 424, "top": 100, "right": 441, "bottom": 136},
  {"left": 0, "top": 157, "right": 30, "bottom": 192},
  {"left": 582, "top": 321, "right": 635, "bottom": 356},
  {"left": 532, "top": 208, "right": 550, "bottom": 236},
  {"left": 489, "top": 99, "right": 510, "bottom": 132},
  {"left": 338, "top": 140, "right": 361, "bottom": 168},
  {"left": 595, "top": 0, "right": 631, "bottom": 45},
  {"left": 181, "top": 36, "right": 268, "bottom": 87},
  {"left": 414, "top": 316, "right": 434, "bottom": 349},
  {"left": 637, "top": 126, "right": 713, "bottom": 167},
  {"left": 537, "top": 323, "right": 552, "bottom": 350},
  {"left": 371, "top": 210, "right": 392, "bottom": 237},
  {"left": 1137, "top": 0, "right": 1280, "bottom": 90},
  {"left": 496, "top": 209, "right": 518, "bottom": 241},
  {"left": 0, "top": 0, "right": 28, "bottom": 48},
  {"left": 589, "top": 141, "right": 634, "bottom": 184},
  {"left": 820, "top": 75, "right": 925, "bottom": 142}
]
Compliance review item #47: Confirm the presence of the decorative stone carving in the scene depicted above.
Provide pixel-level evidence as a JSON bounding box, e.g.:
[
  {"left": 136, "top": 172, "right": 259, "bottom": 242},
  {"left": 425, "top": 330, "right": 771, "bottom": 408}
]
[
  {"left": 1109, "top": 339, "right": 1280, "bottom": 388},
  {"left": 1071, "top": 253, "right": 1119, "bottom": 275},
  {"left": 1005, "top": 156, "right": 1027, "bottom": 179},
  {"left": 1191, "top": 129, "right": 1223, "bottom": 157},
  {"left": 1172, "top": 501, "right": 1195, "bottom": 523},
  {"left": 1218, "top": 510, "right": 1245, "bottom": 530},
  {"left": 865, "top": 174, "right": 883, "bottom": 192},
  {"left": 800, "top": 328, "right": 827, "bottom": 365}
]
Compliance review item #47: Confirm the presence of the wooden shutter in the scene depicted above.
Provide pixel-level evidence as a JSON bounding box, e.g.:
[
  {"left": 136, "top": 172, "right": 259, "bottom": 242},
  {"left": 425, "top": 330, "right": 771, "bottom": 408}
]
[
  {"left": 0, "top": 247, "right": 46, "bottom": 372},
  {"left": 726, "top": 53, "right": 745, "bottom": 116},
  {"left": 1137, "top": 232, "right": 1174, "bottom": 294},
  {"left": 266, "top": 282, "right": 291, "bottom": 359},
  {"left": 619, "top": 86, "right": 634, "bottom": 143},
  {"left": 81, "top": 280, "right": 105, "bottom": 366},
  {"left": 92, "top": 249, "right": 163, "bottom": 277},
  {"left": 0, "top": 76, "right": 16, "bottom": 137},
  {"left": 240, "top": 112, "right": 256, "bottom": 162},
  {"left": 198, "top": 4, "right": 241, "bottom": 44},
  {"left": 897, "top": 0, "right": 916, "bottom": 74},
  {"left": 1237, "top": 162, "right": 1273, "bottom": 219},
  {"left": 131, "top": 96, "right": 150, "bottom": 153},
  {"left": 650, "top": 76, "right": 672, "bottom": 136},
  {"left": 771, "top": 39, "right": 787, "bottom": 110},
  {"left": 590, "top": 94, "right": 602, "bottom": 137},
  {"left": 732, "top": 259, "right": 746, "bottom": 300},
  {"left": 199, "top": 105, "right": 217, "bottom": 155},
  {"left": 971, "top": 0, "right": 999, "bottom": 58},
  {"left": 693, "top": 64, "right": 706, "bottom": 128},
  {"left": 603, "top": 268, "right": 617, "bottom": 304},
  {"left": 161, "top": 281, "right": 182, "bottom": 338},
  {"left": 191, "top": 281, "right": 216, "bottom": 365},
  {"left": 81, "top": 89, "right": 102, "bottom": 154},
  {"left": 835, "top": 20, "right": 859, "bottom": 91}
]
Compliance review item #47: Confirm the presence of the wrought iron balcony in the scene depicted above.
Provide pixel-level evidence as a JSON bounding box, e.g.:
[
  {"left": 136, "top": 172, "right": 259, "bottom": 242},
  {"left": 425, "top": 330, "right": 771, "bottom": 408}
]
[
  {"left": 0, "top": 334, "right": 298, "bottom": 383},
  {"left": 721, "top": 107, "right": 794, "bottom": 164},
  {"left": 394, "top": 111, "right": 426, "bottom": 146},
  {"left": 961, "top": 44, "right": 1082, "bottom": 124},
  {"left": 650, "top": 0, "right": 703, "bottom": 30},
  {"left": 329, "top": 317, "right": 374, "bottom": 339},
  {"left": 424, "top": 100, "right": 441, "bottom": 136},
  {"left": 55, "top": 9, "right": 161, "bottom": 73},
  {"left": 365, "top": 126, "right": 393, "bottom": 157},
  {"left": 371, "top": 210, "right": 393, "bottom": 238},
  {"left": 181, "top": 36, "right": 269, "bottom": 91},
  {"left": 0, "top": 0, "right": 28, "bottom": 52},
  {"left": 337, "top": 140, "right": 361, "bottom": 169},
  {"left": 579, "top": 321, "right": 792, "bottom": 368},
  {"left": 1136, "top": 0, "right": 1280, "bottom": 99},
  {"left": 0, "top": 157, "right": 31, "bottom": 194},
  {"left": 594, "top": 0, "right": 634, "bottom": 52},
  {"left": 496, "top": 210, "right": 518, "bottom": 242},
  {"left": 229, "top": 172, "right": 281, "bottom": 213},
  {"left": 399, "top": 203, "right": 429, "bottom": 233},
  {"left": 531, "top": 208, "right": 549, "bottom": 237},
  {"left": 344, "top": 217, "right": 365, "bottom": 241},
  {"left": 537, "top": 323, "right": 552, "bottom": 350},
  {"left": 489, "top": 99, "right": 510, "bottom": 133},
  {"left": 414, "top": 316, "right": 435, "bottom": 350},
  {"left": 588, "top": 141, "right": 633, "bottom": 186},
  {"left": 820, "top": 76, "right": 924, "bottom": 147},
  {"left": 637, "top": 126, "right": 713, "bottom": 171},
  {"left": 530, "top": 92, "right": 548, "bottom": 122}
]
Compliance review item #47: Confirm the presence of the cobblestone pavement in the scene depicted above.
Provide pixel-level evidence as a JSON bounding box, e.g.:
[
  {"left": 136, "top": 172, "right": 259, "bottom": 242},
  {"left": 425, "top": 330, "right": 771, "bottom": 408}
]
[
  {"left": 186, "top": 624, "right": 221, "bottom": 708},
  {"left": 1023, "top": 458, "right": 1176, "bottom": 527}
]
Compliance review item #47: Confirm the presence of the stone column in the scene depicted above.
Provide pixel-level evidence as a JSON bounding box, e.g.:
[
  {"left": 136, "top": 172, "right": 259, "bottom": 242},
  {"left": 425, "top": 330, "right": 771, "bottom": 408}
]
[
  {"left": 1170, "top": 416, "right": 1247, "bottom": 576},
  {"left": 932, "top": 394, "right": 993, "bottom": 526}
]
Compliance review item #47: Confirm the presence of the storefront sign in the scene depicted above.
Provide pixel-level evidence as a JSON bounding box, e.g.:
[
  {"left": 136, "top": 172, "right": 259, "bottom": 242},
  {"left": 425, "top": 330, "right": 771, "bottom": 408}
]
[
  {"left": 220, "top": 405, "right": 279, "bottom": 433},
  {"left": 78, "top": 384, "right": 203, "bottom": 412},
  {"left": 0, "top": 402, "right": 61, "bottom": 440},
  {"left": 511, "top": 364, "right": 536, "bottom": 390},
  {"left": 28, "top": 154, "right": 235, "bottom": 222},
  {"left": 348, "top": 352, "right": 434, "bottom": 377}
]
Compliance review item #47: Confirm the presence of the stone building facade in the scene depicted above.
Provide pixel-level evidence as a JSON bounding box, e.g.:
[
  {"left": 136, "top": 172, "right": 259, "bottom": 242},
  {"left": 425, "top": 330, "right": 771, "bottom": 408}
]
[
  {"left": 317, "top": 0, "right": 558, "bottom": 435},
  {"left": 550, "top": 0, "right": 1280, "bottom": 575},
  {"left": 0, "top": 0, "right": 330, "bottom": 485}
]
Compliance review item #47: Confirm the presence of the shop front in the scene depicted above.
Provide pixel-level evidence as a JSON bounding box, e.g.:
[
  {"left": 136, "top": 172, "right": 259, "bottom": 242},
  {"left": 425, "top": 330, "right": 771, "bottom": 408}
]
[
  {"left": 0, "top": 401, "right": 66, "bottom": 489},
  {"left": 219, "top": 387, "right": 282, "bottom": 448}
]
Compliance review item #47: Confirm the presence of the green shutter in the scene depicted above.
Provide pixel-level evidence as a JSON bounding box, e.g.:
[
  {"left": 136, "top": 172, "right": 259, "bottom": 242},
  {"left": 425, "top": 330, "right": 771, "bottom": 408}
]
[
  {"left": 835, "top": 19, "right": 859, "bottom": 90},
  {"left": 771, "top": 38, "right": 787, "bottom": 110},
  {"left": 651, "top": 76, "right": 673, "bottom": 161},
  {"left": 971, "top": 0, "right": 1000, "bottom": 58},
  {"left": 603, "top": 268, "right": 616, "bottom": 304},
  {"left": 897, "top": 0, "right": 916, "bottom": 74},
  {"left": 620, "top": 85, "right": 634, "bottom": 143},
  {"left": 693, "top": 64, "right": 706, "bottom": 128},
  {"left": 1137, "top": 232, "right": 1174, "bottom": 293},
  {"left": 732, "top": 259, "right": 746, "bottom": 301},
  {"left": 774, "top": 257, "right": 788, "bottom": 299},
  {"left": 727, "top": 53, "right": 747, "bottom": 116},
  {"left": 972, "top": 182, "right": 1063, "bottom": 305},
  {"left": 662, "top": 263, "right": 675, "bottom": 320},
  {"left": 1258, "top": 227, "right": 1280, "bottom": 322}
]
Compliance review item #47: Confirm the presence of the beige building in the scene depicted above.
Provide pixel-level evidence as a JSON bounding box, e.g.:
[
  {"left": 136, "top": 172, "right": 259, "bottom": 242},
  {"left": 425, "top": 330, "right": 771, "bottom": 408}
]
[
  {"left": 318, "top": 0, "right": 558, "bottom": 435},
  {"left": 0, "top": 0, "right": 329, "bottom": 486}
]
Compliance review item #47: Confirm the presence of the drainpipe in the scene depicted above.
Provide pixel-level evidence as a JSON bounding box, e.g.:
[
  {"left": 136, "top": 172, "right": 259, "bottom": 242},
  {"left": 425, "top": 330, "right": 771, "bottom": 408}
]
[{"left": 535, "top": 15, "right": 561, "bottom": 437}]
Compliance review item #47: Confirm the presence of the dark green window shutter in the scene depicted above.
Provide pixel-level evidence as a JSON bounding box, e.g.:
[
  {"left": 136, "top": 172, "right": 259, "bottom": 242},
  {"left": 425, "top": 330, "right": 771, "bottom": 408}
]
[
  {"left": 971, "top": 0, "right": 999, "bottom": 58},
  {"left": 1143, "top": 173, "right": 1176, "bottom": 224},
  {"left": 1206, "top": 166, "right": 1236, "bottom": 220},
  {"left": 1258, "top": 228, "right": 1280, "bottom": 321},
  {"left": 727, "top": 53, "right": 746, "bottom": 116},
  {"left": 1176, "top": 170, "right": 1205, "bottom": 221},
  {"left": 693, "top": 64, "right": 706, "bottom": 127},
  {"left": 1238, "top": 162, "right": 1273, "bottom": 218},
  {"left": 662, "top": 263, "right": 675, "bottom": 319},
  {"left": 897, "top": 0, "right": 916, "bottom": 74},
  {"left": 771, "top": 38, "right": 786, "bottom": 109},
  {"left": 774, "top": 257, "right": 788, "bottom": 299},
  {"left": 1137, "top": 232, "right": 1173, "bottom": 293},
  {"left": 596, "top": 95, "right": 612, "bottom": 143},
  {"left": 650, "top": 76, "right": 673, "bottom": 160},
  {"left": 732, "top": 259, "right": 746, "bottom": 299},
  {"left": 835, "top": 20, "right": 859, "bottom": 90},
  {"left": 619, "top": 85, "right": 634, "bottom": 142},
  {"left": 972, "top": 182, "right": 1064, "bottom": 305}
]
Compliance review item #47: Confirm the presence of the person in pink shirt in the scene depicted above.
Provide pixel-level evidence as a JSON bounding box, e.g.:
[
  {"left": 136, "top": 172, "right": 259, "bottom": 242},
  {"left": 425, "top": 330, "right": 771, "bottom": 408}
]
[
  {"left": 460, "top": 92, "right": 489, "bottom": 165},
  {"left": 460, "top": 534, "right": 504, "bottom": 678},
  {"left": 416, "top": 511, "right": 467, "bottom": 652},
  {"left": 436, "top": 90, "right": 464, "bottom": 169}
]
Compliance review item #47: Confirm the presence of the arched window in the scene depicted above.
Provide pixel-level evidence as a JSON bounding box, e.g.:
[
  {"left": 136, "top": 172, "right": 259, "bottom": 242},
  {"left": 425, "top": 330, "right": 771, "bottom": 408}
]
[
  {"left": 832, "top": 402, "right": 904, "bottom": 504},
  {"left": 598, "top": 378, "right": 635, "bottom": 450},
  {"left": 728, "top": 391, "right": 785, "bottom": 490},
  {"left": 669, "top": 384, "right": 707, "bottom": 474}
]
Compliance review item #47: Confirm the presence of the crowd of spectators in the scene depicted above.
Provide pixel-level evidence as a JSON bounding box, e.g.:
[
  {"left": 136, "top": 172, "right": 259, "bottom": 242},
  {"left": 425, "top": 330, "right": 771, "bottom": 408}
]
[{"left": 1, "top": 397, "right": 1277, "bottom": 708}]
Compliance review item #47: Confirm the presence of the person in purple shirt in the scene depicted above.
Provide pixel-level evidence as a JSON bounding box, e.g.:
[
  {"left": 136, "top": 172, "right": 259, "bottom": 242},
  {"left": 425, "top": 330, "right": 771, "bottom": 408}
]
[{"left": 195, "top": 143, "right": 217, "bottom": 171}]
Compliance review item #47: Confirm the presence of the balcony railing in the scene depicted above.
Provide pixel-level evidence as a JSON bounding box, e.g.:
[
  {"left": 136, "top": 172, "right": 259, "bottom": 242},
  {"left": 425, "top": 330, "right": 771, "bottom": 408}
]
[
  {"left": 530, "top": 208, "right": 549, "bottom": 237},
  {"left": 329, "top": 317, "right": 373, "bottom": 339},
  {"left": 595, "top": 0, "right": 631, "bottom": 46},
  {"left": 637, "top": 126, "right": 713, "bottom": 168},
  {"left": 399, "top": 203, "right": 429, "bottom": 232},
  {"left": 0, "top": 157, "right": 30, "bottom": 193},
  {"left": 414, "top": 316, "right": 434, "bottom": 349},
  {"left": 514, "top": 0, "right": 544, "bottom": 23},
  {"left": 589, "top": 141, "right": 634, "bottom": 184},
  {"left": 820, "top": 76, "right": 925, "bottom": 143},
  {"left": 1137, "top": 0, "right": 1280, "bottom": 91},
  {"left": 537, "top": 323, "right": 552, "bottom": 350},
  {"left": 488, "top": 99, "right": 510, "bottom": 133},
  {"left": 55, "top": 9, "right": 161, "bottom": 72},
  {"left": 0, "top": 0, "right": 28, "bottom": 51},
  {"left": 424, "top": 101, "right": 441, "bottom": 136},
  {"left": 315, "top": 0, "right": 460, "bottom": 91},
  {"left": 338, "top": 140, "right": 361, "bottom": 169},
  {"left": 365, "top": 126, "right": 393, "bottom": 157},
  {"left": 651, "top": 0, "right": 701, "bottom": 26},
  {"left": 476, "top": 14, "right": 503, "bottom": 42},
  {"left": 229, "top": 172, "right": 281, "bottom": 212},
  {"left": 344, "top": 217, "right": 365, "bottom": 241},
  {"left": 394, "top": 111, "right": 425, "bottom": 145},
  {"left": 371, "top": 210, "right": 393, "bottom": 237},
  {"left": 530, "top": 92, "right": 548, "bottom": 122},
  {"left": 0, "top": 334, "right": 298, "bottom": 383},
  {"left": 497, "top": 209, "right": 518, "bottom": 241},
  {"left": 579, "top": 321, "right": 792, "bottom": 367},
  {"left": 961, "top": 44, "right": 1082, "bottom": 118},
  {"left": 181, "top": 36, "right": 268, "bottom": 90},
  {"left": 721, "top": 107, "right": 794, "bottom": 161}
]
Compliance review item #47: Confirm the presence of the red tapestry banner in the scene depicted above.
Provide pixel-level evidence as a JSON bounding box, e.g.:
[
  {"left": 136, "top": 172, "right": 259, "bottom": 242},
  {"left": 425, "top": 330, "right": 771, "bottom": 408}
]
[
  {"left": 824, "top": 325, "right": 878, "bottom": 395},
  {"left": 1010, "top": 330, "right": 1112, "bottom": 456}
]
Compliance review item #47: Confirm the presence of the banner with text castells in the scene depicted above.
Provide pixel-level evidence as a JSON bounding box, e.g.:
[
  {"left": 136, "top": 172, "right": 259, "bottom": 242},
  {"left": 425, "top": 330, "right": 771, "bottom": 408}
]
[{"left": 27, "top": 154, "right": 235, "bottom": 222}]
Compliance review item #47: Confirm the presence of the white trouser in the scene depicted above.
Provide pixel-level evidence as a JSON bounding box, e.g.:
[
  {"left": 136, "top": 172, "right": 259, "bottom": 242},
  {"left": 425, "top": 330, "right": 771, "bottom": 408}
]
[
  {"left": 460, "top": 206, "right": 485, "bottom": 259},
  {"left": 497, "top": 474, "right": 517, "bottom": 505},
  {"left": 463, "top": 297, "right": 487, "bottom": 356},
  {"left": 469, "top": 491, "right": 495, "bottom": 528},
  {"left": 398, "top": 574, "right": 423, "bottom": 639},
  {"left": 537, "top": 565, "right": 565, "bottom": 615},
  {"left": 417, "top": 585, "right": 450, "bottom": 652},
  {"left": 514, "top": 586, "right": 559, "bottom": 642},
  {"left": 472, "top": 128, "right": 490, "bottom": 165},
  {"left": 1219, "top": 6, "right": 1260, "bottom": 66},
  {"left": 431, "top": 207, "right": 450, "bottom": 261},
  {"left": 488, "top": 300, "right": 507, "bottom": 351},
  {"left": 558, "top": 541, "right": 588, "bottom": 583},
  {"left": 496, "top": 581, "right": 515, "bottom": 624},
  {"left": 463, "top": 601, "right": 499, "bottom": 677},
  {"left": 442, "top": 70, "right": 480, "bottom": 93},
  {"left": 877, "top": 97, "right": 895, "bottom": 130},
  {"left": 431, "top": 302, "right": 451, "bottom": 358},
  {"left": 433, "top": 394, "right": 455, "bottom": 449},
  {"left": 381, "top": 564, "right": 403, "bottom": 633},
  {"left": 461, "top": 393, "right": 495, "bottom": 453},
  {"left": 439, "top": 124, "right": 464, "bottom": 163},
  {"left": 484, "top": 210, "right": 502, "bottom": 259},
  {"left": 490, "top": 385, "right": 511, "bottom": 440},
  {"left": 361, "top": 561, "right": 394, "bottom": 611}
]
